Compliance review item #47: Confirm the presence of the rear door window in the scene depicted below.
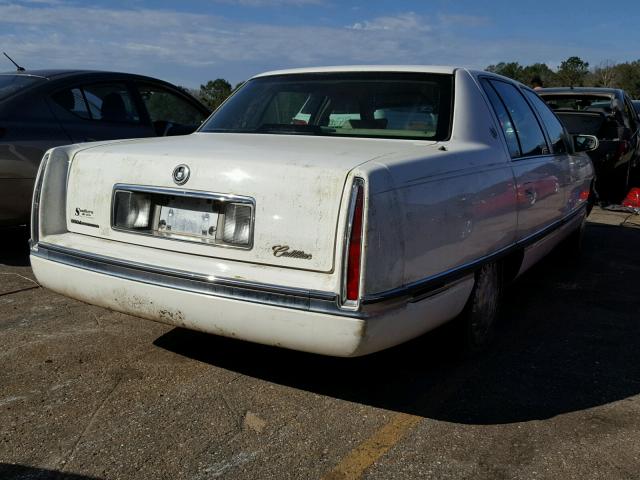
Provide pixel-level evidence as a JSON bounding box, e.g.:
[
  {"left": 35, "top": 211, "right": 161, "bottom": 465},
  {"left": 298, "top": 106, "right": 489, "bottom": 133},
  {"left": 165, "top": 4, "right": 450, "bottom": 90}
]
[
  {"left": 481, "top": 79, "right": 521, "bottom": 157},
  {"left": 51, "top": 83, "right": 140, "bottom": 123},
  {"left": 52, "top": 87, "right": 91, "bottom": 120},
  {"left": 524, "top": 89, "right": 568, "bottom": 154},
  {"left": 82, "top": 83, "right": 140, "bottom": 123},
  {"left": 488, "top": 79, "right": 549, "bottom": 158}
]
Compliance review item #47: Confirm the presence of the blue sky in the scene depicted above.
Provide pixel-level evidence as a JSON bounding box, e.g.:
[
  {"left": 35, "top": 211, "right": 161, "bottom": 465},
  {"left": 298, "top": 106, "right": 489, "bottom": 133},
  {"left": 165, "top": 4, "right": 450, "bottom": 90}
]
[{"left": 0, "top": 0, "right": 638, "bottom": 88}]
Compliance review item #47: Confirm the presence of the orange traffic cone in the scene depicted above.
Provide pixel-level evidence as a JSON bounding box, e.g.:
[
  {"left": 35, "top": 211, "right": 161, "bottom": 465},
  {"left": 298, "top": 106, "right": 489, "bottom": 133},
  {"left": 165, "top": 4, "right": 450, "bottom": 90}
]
[{"left": 622, "top": 187, "right": 640, "bottom": 208}]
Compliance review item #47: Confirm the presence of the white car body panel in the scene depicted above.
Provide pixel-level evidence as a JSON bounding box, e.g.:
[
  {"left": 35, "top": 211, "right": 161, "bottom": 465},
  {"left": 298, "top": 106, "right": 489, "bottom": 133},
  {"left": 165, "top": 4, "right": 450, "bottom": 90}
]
[{"left": 30, "top": 66, "right": 594, "bottom": 356}]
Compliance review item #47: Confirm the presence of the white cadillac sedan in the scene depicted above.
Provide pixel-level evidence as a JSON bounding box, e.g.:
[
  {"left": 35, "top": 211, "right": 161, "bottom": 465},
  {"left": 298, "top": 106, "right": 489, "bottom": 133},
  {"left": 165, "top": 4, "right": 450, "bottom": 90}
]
[{"left": 30, "top": 66, "right": 596, "bottom": 356}]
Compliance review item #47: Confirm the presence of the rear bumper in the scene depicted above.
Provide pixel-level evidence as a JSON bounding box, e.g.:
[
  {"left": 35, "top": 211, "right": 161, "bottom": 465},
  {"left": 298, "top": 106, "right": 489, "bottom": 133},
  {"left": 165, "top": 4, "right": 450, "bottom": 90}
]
[{"left": 30, "top": 243, "right": 473, "bottom": 357}]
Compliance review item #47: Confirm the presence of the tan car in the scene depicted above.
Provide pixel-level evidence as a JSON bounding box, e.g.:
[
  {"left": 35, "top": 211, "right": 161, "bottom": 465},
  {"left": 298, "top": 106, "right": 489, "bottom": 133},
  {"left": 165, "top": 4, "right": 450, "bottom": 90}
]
[{"left": 0, "top": 69, "right": 210, "bottom": 226}]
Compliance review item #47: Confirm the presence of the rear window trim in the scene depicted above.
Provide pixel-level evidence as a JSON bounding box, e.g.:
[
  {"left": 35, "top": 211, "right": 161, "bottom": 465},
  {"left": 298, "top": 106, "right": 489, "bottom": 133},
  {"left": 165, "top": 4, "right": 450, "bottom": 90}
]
[{"left": 199, "top": 71, "right": 455, "bottom": 142}]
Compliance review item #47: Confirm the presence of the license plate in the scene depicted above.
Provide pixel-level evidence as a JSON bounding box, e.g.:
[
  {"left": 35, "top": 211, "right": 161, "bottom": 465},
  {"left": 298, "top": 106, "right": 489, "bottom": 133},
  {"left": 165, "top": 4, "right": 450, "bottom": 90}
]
[{"left": 157, "top": 205, "right": 219, "bottom": 240}]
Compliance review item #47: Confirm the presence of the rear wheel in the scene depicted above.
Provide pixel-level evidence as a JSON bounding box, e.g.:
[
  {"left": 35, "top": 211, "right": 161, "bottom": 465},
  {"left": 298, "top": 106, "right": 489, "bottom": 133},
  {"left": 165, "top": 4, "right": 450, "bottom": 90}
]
[{"left": 455, "top": 262, "right": 501, "bottom": 354}]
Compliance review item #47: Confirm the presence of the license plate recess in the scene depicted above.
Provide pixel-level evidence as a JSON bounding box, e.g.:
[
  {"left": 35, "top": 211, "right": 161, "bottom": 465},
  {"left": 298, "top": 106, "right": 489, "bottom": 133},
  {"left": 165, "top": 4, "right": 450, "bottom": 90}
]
[
  {"left": 112, "top": 185, "right": 255, "bottom": 248},
  {"left": 156, "top": 196, "right": 221, "bottom": 242}
]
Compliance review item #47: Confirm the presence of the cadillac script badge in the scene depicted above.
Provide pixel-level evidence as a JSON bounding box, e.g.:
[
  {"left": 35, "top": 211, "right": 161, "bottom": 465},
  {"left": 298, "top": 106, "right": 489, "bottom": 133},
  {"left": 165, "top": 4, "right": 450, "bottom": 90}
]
[{"left": 272, "top": 245, "right": 312, "bottom": 260}]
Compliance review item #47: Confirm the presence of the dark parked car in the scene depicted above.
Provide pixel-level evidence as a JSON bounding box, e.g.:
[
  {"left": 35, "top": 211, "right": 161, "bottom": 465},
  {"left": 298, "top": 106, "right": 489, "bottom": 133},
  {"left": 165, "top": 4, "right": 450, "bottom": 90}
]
[
  {"left": 538, "top": 87, "right": 639, "bottom": 202},
  {"left": 0, "top": 69, "right": 210, "bottom": 226}
]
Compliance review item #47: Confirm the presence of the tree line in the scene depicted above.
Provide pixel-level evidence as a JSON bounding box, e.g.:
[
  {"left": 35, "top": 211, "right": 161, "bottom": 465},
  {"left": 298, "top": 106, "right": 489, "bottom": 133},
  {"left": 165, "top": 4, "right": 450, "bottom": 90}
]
[
  {"left": 185, "top": 79, "right": 243, "bottom": 111},
  {"left": 486, "top": 57, "right": 640, "bottom": 97}
]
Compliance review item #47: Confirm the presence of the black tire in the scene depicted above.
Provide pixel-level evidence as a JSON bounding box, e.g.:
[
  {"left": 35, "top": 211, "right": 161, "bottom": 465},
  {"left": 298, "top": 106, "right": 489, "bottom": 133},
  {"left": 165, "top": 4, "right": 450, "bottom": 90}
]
[{"left": 455, "top": 262, "right": 501, "bottom": 354}]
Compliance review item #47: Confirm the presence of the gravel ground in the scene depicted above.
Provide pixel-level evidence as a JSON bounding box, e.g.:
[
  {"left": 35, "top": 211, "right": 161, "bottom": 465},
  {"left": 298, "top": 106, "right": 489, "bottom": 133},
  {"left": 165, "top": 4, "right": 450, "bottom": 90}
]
[{"left": 1, "top": 208, "right": 639, "bottom": 480}]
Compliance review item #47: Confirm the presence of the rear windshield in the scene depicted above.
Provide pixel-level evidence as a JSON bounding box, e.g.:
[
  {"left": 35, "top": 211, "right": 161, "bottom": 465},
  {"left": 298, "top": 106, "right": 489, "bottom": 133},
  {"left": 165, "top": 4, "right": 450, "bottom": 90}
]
[
  {"left": 0, "top": 74, "right": 44, "bottom": 101},
  {"left": 539, "top": 94, "right": 613, "bottom": 112},
  {"left": 200, "top": 72, "right": 453, "bottom": 140}
]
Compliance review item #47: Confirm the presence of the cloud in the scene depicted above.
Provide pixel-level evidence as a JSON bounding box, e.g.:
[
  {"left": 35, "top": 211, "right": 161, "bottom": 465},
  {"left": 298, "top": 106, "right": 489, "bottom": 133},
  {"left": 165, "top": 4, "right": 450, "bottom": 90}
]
[
  {"left": 0, "top": 5, "right": 441, "bottom": 79},
  {"left": 349, "top": 12, "right": 430, "bottom": 32},
  {"left": 0, "top": 3, "right": 627, "bottom": 87}
]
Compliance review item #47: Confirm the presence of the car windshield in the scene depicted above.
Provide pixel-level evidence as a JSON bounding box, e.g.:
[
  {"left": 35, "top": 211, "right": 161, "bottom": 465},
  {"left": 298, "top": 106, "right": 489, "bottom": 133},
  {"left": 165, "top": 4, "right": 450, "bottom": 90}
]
[
  {"left": 0, "top": 74, "right": 44, "bottom": 101},
  {"left": 539, "top": 94, "right": 614, "bottom": 112},
  {"left": 200, "top": 72, "right": 453, "bottom": 140}
]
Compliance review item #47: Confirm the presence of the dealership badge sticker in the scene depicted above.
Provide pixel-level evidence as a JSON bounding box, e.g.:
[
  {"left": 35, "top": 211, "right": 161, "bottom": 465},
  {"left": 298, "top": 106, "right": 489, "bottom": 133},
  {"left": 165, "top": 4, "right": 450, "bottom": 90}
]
[{"left": 71, "top": 206, "right": 99, "bottom": 227}]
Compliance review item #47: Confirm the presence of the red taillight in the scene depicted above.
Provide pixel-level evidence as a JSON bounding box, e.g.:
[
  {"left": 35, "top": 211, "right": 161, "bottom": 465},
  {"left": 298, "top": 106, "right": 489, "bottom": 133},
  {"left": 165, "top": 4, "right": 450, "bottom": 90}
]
[
  {"left": 579, "top": 189, "right": 590, "bottom": 201},
  {"left": 346, "top": 182, "right": 364, "bottom": 302}
]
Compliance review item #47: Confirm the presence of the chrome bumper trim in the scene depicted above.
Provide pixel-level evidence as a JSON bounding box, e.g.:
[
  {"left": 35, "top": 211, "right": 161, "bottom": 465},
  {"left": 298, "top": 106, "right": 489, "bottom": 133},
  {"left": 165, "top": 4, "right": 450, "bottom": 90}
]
[{"left": 31, "top": 242, "right": 367, "bottom": 318}]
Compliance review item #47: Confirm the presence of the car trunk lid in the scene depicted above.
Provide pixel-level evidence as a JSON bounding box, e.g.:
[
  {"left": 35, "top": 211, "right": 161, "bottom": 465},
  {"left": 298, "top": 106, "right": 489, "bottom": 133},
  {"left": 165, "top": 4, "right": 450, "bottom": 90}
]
[{"left": 65, "top": 133, "right": 430, "bottom": 272}]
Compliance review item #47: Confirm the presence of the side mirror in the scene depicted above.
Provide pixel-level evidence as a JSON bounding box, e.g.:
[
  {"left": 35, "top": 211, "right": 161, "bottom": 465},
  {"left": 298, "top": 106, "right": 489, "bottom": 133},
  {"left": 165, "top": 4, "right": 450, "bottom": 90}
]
[{"left": 573, "top": 134, "right": 599, "bottom": 152}]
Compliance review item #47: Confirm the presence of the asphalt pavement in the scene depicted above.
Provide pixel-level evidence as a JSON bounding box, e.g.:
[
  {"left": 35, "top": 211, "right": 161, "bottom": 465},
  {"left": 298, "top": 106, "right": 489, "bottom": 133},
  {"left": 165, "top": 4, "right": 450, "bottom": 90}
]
[{"left": 1, "top": 208, "right": 639, "bottom": 480}]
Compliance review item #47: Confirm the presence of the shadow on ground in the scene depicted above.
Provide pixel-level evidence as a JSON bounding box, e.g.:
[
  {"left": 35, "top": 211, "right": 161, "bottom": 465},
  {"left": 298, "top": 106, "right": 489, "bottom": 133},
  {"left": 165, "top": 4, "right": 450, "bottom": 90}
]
[
  {"left": 0, "top": 226, "right": 30, "bottom": 267},
  {"left": 0, "top": 463, "right": 102, "bottom": 480},
  {"left": 156, "top": 222, "right": 640, "bottom": 425}
]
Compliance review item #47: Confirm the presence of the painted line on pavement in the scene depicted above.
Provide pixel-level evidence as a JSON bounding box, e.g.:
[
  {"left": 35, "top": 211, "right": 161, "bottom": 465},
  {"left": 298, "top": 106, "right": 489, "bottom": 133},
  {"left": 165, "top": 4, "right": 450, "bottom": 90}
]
[{"left": 321, "top": 365, "right": 471, "bottom": 480}]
